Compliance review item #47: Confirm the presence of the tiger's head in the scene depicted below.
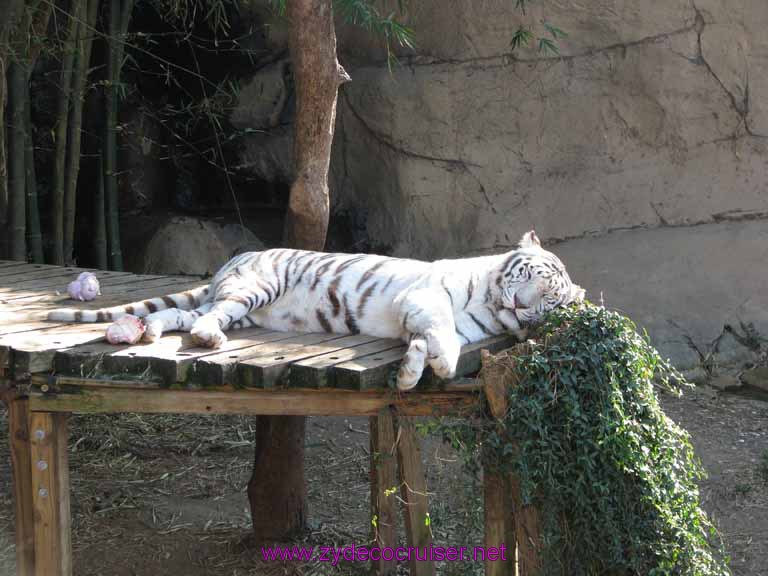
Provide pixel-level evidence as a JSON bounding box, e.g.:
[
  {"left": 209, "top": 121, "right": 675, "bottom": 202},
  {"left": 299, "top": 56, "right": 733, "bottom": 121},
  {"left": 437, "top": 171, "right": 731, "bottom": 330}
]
[{"left": 498, "top": 230, "right": 584, "bottom": 326}]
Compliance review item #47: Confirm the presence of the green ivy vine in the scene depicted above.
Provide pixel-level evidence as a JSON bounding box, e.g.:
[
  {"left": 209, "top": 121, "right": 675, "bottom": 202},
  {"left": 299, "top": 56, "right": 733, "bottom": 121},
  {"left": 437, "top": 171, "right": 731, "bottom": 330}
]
[{"left": 429, "top": 303, "right": 730, "bottom": 575}]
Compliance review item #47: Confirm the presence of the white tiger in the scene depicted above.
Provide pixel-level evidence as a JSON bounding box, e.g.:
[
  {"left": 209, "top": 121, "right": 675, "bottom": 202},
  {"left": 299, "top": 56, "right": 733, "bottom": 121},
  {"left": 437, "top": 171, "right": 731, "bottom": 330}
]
[{"left": 49, "top": 230, "right": 583, "bottom": 390}]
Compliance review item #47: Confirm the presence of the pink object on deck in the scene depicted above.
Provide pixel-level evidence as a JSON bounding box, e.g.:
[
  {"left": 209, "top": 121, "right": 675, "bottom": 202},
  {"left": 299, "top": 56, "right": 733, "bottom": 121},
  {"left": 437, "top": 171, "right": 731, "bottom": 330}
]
[
  {"left": 67, "top": 271, "right": 101, "bottom": 301},
  {"left": 105, "top": 315, "right": 146, "bottom": 345}
]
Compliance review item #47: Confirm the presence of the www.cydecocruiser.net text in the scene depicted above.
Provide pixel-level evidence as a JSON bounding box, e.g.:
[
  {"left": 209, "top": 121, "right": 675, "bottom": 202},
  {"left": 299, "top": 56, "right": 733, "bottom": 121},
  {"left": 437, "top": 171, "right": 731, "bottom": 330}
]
[{"left": 261, "top": 544, "right": 510, "bottom": 565}]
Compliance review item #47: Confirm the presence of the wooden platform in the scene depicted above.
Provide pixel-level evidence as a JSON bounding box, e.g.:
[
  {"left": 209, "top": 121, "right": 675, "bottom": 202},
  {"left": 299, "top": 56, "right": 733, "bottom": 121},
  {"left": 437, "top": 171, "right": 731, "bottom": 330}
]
[
  {"left": 0, "top": 261, "right": 521, "bottom": 576},
  {"left": 0, "top": 260, "right": 514, "bottom": 392}
]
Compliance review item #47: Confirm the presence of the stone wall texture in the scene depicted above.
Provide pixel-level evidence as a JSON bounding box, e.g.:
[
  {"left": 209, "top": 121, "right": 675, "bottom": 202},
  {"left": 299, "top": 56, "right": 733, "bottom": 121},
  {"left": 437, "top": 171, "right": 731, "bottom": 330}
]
[
  {"left": 232, "top": 1, "right": 768, "bottom": 368},
  {"left": 324, "top": 0, "right": 768, "bottom": 368}
]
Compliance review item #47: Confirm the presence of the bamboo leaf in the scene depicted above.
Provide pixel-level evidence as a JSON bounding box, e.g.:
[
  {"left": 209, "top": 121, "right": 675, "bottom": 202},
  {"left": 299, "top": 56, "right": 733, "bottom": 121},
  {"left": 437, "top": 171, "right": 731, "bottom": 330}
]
[
  {"left": 538, "top": 37, "right": 559, "bottom": 56},
  {"left": 511, "top": 27, "right": 533, "bottom": 51}
]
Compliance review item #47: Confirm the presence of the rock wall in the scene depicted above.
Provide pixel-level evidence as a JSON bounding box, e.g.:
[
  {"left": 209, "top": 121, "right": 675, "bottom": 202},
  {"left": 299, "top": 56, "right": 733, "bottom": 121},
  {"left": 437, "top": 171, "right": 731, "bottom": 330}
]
[{"left": 327, "top": 0, "right": 768, "bottom": 368}]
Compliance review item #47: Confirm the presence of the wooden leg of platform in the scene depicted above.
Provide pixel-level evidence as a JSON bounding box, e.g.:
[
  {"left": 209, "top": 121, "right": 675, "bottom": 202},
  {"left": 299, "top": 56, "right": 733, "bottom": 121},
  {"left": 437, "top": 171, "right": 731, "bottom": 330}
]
[
  {"left": 480, "top": 349, "right": 517, "bottom": 575},
  {"left": 9, "top": 397, "right": 36, "bottom": 576},
  {"left": 370, "top": 411, "right": 398, "bottom": 575},
  {"left": 483, "top": 464, "right": 515, "bottom": 576},
  {"left": 509, "top": 475, "right": 540, "bottom": 576},
  {"left": 395, "top": 418, "right": 435, "bottom": 576},
  {"left": 29, "top": 412, "right": 72, "bottom": 576}
]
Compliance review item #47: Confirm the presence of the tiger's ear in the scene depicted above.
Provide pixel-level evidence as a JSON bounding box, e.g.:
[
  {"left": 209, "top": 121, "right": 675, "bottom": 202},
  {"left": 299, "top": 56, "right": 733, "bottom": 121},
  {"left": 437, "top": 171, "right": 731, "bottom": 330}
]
[{"left": 519, "top": 230, "right": 541, "bottom": 248}]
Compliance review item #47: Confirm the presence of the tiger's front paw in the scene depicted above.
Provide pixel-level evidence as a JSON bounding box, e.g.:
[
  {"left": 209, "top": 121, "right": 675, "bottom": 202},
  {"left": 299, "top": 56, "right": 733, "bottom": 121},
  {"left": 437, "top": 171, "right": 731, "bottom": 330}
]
[
  {"left": 425, "top": 330, "right": 460, "bottom": 380},
  {"left": 190, "top": 316, "right": 228, "bottom": 348},
  {"left": 397, "top": 336, "right": 428, "bottom": 391}
]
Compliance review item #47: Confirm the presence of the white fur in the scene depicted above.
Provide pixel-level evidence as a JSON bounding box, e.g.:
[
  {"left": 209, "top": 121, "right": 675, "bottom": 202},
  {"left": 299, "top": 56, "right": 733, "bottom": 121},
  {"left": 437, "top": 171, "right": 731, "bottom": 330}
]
[{"left": 48, "top": 231, "right": 583, "bottom": 390}]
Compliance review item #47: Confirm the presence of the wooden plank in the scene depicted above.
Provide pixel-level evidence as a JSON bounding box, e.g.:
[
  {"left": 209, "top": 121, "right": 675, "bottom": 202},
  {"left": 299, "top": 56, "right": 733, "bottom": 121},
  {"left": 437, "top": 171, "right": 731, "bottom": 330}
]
[
  {"left": 101, "top": 328, "right": 288, "bottom": 385},
  {"left": 189, "top": 332, "right": 334, "bottom": 388},
  {"left": 8, "top": 397, "right": 36, "bottom": 576},
  {"left": 0, "top": 273, "right": 176, "bottom": 306},
  {"left": 396, "top": 418, "right": 435, "bottom": 576},
  {"left": 0, "top": 274, "right": 196, "bottom": 310},
  {"left": 0, "top": 266, "right": 95, "bottom": 286},
  {"left": 333, "top": 346, "right": 406, "bottom": 389},
  {"left": 0, "top": 260, "right": 38, "bottom": 270},
  {"left": 2, "top": 324, "right": 111, "bottom": 377},
  {"left": 288, "top": 338, "right": 403, "bottom": 388},
  {"left": 29, "top": 412, "right": 72, "bottom": 576},
  {"left": 237, "top": 333, "right": 381, "bottom": 388},
  {"left": 0, "top": 263, "right": 52, "bottom": 277},
  {"left": 334, "top": 335, "right": 518, "bottom": 390},
  {"left": 0, "top": 261, "right": 87, "bottom": 272},
  {"left": 0, "top": 282, "right": 206, "bottom": 346},
  {"left": 370, "top": 410, "right": 398, "bottom": 576},
  {"left": 0, "top": 278, "right": 203, "bottom": 325},
  {"left": 53, "top": 341, "right": 134, "bottom": 378},
  {"left": 0, "top": 272, "right": 129, "bottom": 300},
  {"left": 28, "top": 382, "right": 482, "bottom": 417}
]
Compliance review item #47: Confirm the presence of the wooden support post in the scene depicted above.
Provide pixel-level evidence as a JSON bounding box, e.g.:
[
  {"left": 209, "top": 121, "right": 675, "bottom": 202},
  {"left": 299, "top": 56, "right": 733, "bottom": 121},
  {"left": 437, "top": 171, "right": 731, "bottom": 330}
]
[
  {"left": 8, "top": 397, "right": 35, "bottom": 576},
  {"left": 484, "top": 465, "right": 515, "bottom": 576},
  {"left": 29, "top": 412, "right": 72, "bottom": 576},
  {"left": 509, "top": 477, "right": 541, "bottom": 576},
  {"left": 481, "top": 349, "right": 516, "bottom": 576},
  {"left": 370, "top": 410, "right": 398, "bottom": 575},
  {"left": 395, "top": 418, "right": 435, "bottom": 576}
]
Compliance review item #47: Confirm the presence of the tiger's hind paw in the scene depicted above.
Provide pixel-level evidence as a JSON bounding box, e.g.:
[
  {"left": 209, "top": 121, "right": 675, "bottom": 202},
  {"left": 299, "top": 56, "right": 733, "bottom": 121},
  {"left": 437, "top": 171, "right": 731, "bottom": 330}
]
[
  {"left": 143, "top": 319, "right": 164, "bottom": 343},
  {"left": 190, "top": 316, "right": 228, "bottom": 348}
]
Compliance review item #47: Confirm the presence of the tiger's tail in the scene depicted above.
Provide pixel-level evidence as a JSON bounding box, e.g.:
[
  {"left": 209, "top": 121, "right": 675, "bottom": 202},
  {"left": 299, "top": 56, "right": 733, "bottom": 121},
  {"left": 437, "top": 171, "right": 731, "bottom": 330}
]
[{"left": 47, "top": 285, "right": 211, "bottom": 323}]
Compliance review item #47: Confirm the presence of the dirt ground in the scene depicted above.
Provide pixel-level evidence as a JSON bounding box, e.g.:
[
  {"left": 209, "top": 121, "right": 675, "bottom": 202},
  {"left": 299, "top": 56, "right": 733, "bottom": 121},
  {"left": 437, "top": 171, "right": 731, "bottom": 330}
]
[{"left": 1, "top": 385, "right": 766, "bottom": 576}]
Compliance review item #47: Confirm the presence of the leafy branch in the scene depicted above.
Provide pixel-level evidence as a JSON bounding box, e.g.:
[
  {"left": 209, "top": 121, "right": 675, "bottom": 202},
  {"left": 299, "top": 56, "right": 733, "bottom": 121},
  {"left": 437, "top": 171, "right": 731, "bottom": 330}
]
[{"left": 511, "top": 0, "right": 569, "bottom": 57}]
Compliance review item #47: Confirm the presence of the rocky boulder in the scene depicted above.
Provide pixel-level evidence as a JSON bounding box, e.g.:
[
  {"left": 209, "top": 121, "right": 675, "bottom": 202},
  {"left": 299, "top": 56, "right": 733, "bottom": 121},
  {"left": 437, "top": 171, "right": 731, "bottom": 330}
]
[{"left": 141, "top": 217, "right": 265, "bottom": 277}]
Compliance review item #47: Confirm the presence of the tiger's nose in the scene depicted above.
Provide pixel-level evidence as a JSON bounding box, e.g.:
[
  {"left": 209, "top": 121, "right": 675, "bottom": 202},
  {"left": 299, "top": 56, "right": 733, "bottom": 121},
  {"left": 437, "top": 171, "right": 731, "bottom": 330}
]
[{"left": 513, "top": 293, "right": 528, "bottom": 310}]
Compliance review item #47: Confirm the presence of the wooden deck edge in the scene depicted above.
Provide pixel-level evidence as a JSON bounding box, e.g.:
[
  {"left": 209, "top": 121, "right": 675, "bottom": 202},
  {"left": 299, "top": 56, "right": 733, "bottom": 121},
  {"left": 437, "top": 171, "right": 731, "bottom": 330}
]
[{"left": 27, "top": 377, "right": 483, "bottom": 417}]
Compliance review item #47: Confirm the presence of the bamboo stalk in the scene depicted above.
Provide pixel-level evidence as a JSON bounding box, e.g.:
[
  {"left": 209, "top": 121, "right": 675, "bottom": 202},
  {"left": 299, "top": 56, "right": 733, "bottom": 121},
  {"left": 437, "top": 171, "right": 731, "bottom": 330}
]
[
  {"left": 25, "top": 96, "right": 43, "bottom": 263},
  {"left": 63, "top": 0, "right": 99, "bottom": 265},
  {"left": 26, "top": 0, "right": 53, "bottom": 71},
  {"left": 0, "top": 54, "right": 8, "bottom": 257},
  {"left": 104, "top": 0, "right": 132, "bottom": 271},
  {"left": 116, "top": 0, "right": 134, "bottom": 68},
  {"left": 94, "top": 154, "right": 107, "bottom": 269},
  {"left": 0, "top": 0, "right": 27, "bottom": 258},
  {"left": 7, "top": 59, "right": 26, "bottom": 261},
  {"left": 51, "top": 0, "right": 81, "bottom": 265}
]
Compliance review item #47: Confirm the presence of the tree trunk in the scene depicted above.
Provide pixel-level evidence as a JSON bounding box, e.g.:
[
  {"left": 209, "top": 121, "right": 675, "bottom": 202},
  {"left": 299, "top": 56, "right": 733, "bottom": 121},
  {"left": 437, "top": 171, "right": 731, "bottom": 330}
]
[
  {"left": 248, "top": 416, "right": 307, "bottom": 540},
  {"left": 247, "top": 0, "right": 349, "bottom": 542},
  {"left": 281, "top": 0, "right": 350, "bottom": 249}
]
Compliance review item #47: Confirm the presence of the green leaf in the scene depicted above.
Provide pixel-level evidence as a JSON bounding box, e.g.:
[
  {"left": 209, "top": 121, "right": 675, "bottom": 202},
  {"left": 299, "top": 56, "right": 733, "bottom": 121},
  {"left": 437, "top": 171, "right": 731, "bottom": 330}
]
[
  {"left": 510, "top": 27, "right": 533, "bottom": 51},
  {"left": 538, "top": 37, "right": 559, "bottom": 56},
  {"left": 543, "top": 21, "right": 568, "bottom": 39}
]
